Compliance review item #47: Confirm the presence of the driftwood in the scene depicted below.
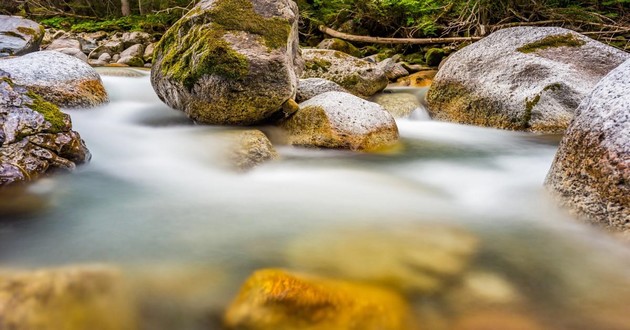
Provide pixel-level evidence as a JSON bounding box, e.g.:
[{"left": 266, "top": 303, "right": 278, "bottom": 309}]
[{"left": 318, "top": 25, "right": 483, "bottom": 45}]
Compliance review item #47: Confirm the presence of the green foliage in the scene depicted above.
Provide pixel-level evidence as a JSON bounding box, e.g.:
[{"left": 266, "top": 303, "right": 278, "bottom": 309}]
[
  {"left": 517, "top": 34, "right": 586, "bottom": 53},
  {"left": 40, "top": 13, "right": 181, "bottom": 33}
]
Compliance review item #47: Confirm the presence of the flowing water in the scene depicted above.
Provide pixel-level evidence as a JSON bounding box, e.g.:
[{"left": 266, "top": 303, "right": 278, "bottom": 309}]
[{"left": 1, "top": 69, "right": 629, "bottom": 329}]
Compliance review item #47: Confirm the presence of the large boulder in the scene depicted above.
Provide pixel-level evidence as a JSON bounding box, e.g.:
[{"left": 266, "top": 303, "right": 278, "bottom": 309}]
[
  {"left": 224, "top": 269, "right": 412, "bottom": 330},
  {"left": 151, "top": 0, "right": 302, "bottom": 125},
  {"left": 0, "top": 15, "right": 44, "bottom": 56},
  {"left": 545, "top": 59, "right": 630, "bottom": 233},
  {"left": 0, "top": 70, "right": 90, "bottom": 186},
  {"left": 280, "top": 91, "right": 399, "bottom": 151},
  {"left": 0, "top": 51, "right": 108, "bottom": 108},
  {"left": 0, "top": 265, "right": 137, "bottom": 330},
  {"left": 426, "top": 27, "right": 630, "bottom": 133},
  {"left": 301, "top": 49, "right": 388, "bottom": 97}
]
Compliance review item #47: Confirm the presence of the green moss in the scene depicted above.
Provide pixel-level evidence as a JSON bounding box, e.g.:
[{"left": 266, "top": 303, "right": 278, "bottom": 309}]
[
  {"left": 304, "top": 58, "right": 332, "bottom": 72},
  {"left": 1, "top": 76, "right": 14, "bottom": 87},
  {"left": 517, "top": 34, "right": 586, "bottom": 54},
  {"left": 425, "top": 48, "right": 446, "bottom": 67},
  {"left": 157, "top": 0, "right": 293, "bottom": 90},
  {"left": 16, "top": 27, "right": 38, "bottom": 38},
  {"left": 25, "top": 91, "right": 67, "bottom": 133},
  {"left": 523, "top": 94, "right": 541, "bottom": 128},
  {"left": 543, "top": 83, "right": 562, "bottom": 92},
  {"left": 340, "top": 74, "right": 360, "bottom": 87}
]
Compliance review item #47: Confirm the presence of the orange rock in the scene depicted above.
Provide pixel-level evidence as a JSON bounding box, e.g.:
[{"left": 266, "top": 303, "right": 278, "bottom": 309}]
[
  {"left": 395, "top": 70, "right": 438, "bottom": 87},
  {"left": 224, "top": 269, "right": 414, "bottom": 330},
  {"left": 452, "top": 310, "right": 543, "bottom": 330}
]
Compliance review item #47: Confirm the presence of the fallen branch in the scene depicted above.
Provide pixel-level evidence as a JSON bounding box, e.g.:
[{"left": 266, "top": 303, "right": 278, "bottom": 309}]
[{"left": 318, "top": 25, "right": 482, "bottom": 45}]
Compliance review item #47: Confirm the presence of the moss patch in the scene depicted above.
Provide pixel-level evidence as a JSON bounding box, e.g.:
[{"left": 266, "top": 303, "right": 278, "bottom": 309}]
[
  {"left": 517, "top": 34, "right": 586, "bottom": 54},
  {"left": 25, "top": 91, "right": 67, "bottom": 133},
  {"left": 157, "top": 0, "right": 292, "bottom": 90},
  {"left": 425, "top": 48, "right": 446, "bottom": 67},
  {"left": 304, "top": 58, "right": 332, "bottom": 72},
  {"left": 16, "top": 27, "right": 38, "bottom": 38},
  {"left": 523, "top": 94, "right": 541, "bottom": 128}
]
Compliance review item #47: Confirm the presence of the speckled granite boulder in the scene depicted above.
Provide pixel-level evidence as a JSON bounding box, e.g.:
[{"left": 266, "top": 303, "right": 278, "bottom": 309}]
[
  {"left": 545, "top": 59, "right": 630, "bottom": 233},
  {"left": 0, "top": 51, "right": 108, "bottom": 108},
  {"left": 0, "top": 70, "right": 90, "bottom": 186},
  {"left": 151, "top": 0, "right": 302, "bottom": 125},
  {"left": 296, "top": 78, "right": 346, "bottom": 102},
  {"left": 281, "top": 91, "right": 398, "bottom": 151},
  {"left": 427, "top": 27, "right": 630, "bottom": 133},
  {"left": 0, "top": 15, "right": 44, "bottom": 56},
  {"left": 301, "top": 49, "right": 388, "bottom": 97}
]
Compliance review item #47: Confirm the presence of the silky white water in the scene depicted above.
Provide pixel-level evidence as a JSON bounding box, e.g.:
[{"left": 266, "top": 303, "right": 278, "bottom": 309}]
[{"left": 0, "top": 69, "right": 628, "bottom": 329}]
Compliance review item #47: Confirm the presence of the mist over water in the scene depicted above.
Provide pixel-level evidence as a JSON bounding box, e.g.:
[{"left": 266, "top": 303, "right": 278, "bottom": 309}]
[{"left": 1, "top": 69, "right": 629, "bottom": 329}]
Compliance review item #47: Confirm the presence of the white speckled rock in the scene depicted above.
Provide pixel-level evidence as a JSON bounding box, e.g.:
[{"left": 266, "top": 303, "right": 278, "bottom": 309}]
[
  {"left": 120, "top": 44, "right": 144, "bottom": 58},
  {"left": 281, "top": 91, "right": 399, "bottom": 150},
  {"left": 296, "top": 78, "right": 347, "bottom": 102},
  {"left": 0, "top": 15, "right": 44, "bottom": 56},
  {"left": 0, "top": 51, "right": 108, "bottom": 108},
  {"left": 427, "top": 27, "right": 630, "bottom": 133},
  {"left": 301, "top": 49, "right": 388, "bottom": 97},
  {"left": 53, "top": 47, "right": 88, "bottom": 62},
  {"left": 377, "top": 58, "right": 409, "bottom": 81},
  {"left": 545, "top": 59, "right": 630, "bottom": 233},
  {"left": 47, "top": 37, "right": 81, "bottom": 51}
]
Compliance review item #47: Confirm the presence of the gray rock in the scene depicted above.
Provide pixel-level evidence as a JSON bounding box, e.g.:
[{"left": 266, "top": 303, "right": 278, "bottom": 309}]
[
  {"left": 280, "top": 91, "right": 399, "bottom": 150},
  {"left": 120, "top": 44, "right": 144, "bottom": 58},
  {"left": 545, "top": 59, "right": 630, "bottom": 233},
  {"left": 0, "top": 70, "right": 90, "bottom": 186},
  {"left": 377, "top": 58, "right": 409, "bottom": 81},
  {"left": 121, "top": 31, "right": 151, "bottom": 48},
  {"left": 0, "top": 51, "right": 108, "bottom": 108},
  {"left": 47, "top": 37, "right": 81, "bottom": 51},
  {"left": 296, "top": 78, "right": 346, "bottom": 103},
  {"left": 89, "top": 40, "right": 124, "bottom": 59},
  {"left": 117, "top": 55, "right": 144, "bottom": 67},
  {"left": 427, "top": 27, "right": 630, "bottom": 133},
  {"left": 0, "top": 15, "right": 44, "bottom": 56},
  {"left": 301, "top": 49, "right": 388, "bottom": 97},
  {"left": 98, "top": 53, "right": 112, "bottom": 63},
  {"left": 316, "top": 38, "right": 362, "bottom": 57},
  {"left": 151, "top": 0, "right": 302, "bottom": 125},
  {"left": 370, "top": 92, "right": 420, "bottom": 118},
  {"left": 53, "top": 48, "right": 88, "bottom": 62},
  {"left": 88, "top": 59, "right": 107, "bottom": 67},
  {"left": 143, "top": 42, "right": 155, "bottom": 62}
]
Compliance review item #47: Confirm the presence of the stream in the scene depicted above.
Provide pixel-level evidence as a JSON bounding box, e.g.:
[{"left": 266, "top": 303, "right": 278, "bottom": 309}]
[{"left": 0, "top": 68, "right": 629, "bottom": 329}]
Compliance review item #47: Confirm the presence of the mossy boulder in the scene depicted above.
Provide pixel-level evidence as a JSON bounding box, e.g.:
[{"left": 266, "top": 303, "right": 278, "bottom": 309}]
[
  {"left": 286, "top": 224, "right": 479, "bottom": 294},
  {"left": 316, "top": 38, "right": 362, "bottom": 57},
  {"left": 0, "top": 15, "right": 44, "bottom": 56},
  {"left": 424, "top": 48, "right": 447, "bottom": 67},
  {"left": 280, "top": 91, "right": 399, "bottom": 151},
  {"left": 427, "top": 27, "right": 630, "bottom": 133},
  {"left": 301, "top": 49, "right": 388, "bottom": 97},
  {"left": 224, "top": 269, "right": 413, "bottom": 330},
  {"left": 151, "top": 0, "right": 302, "bottom": 125},
  {"left": 0, "top": 265, "right": 137, "bottom": 330},
  {"left": 0, "top": 70, "right": 90, "bottom": 186},
  {"left": 545, "top": 59, "right": 630, "bottom": 233},
  {"left": 0, "top": 51, "right": 108, "bottom": 108}
]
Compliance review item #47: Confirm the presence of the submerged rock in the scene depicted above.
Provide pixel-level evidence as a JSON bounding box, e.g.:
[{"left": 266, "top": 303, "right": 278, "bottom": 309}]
[
  {"left": 224, "top": 269, "right": 413, "bottom": 330},
  {"left": 0, "top": 265, "right": 137, "bottom": 330},
  {"left": 217, "top": 129, "right": 279, "bottom": 171},
  {"left": 280, "top": 91, "right": 399, "bottom": 151},
  {"left": 301, "top": 49, "right": 388, "bottom": 97},
  {"left": 296, "top": 78, "right": 347, "bottom": 103},
  {"left": 371, "top": 92, "right": 420, "bottom": 118},
  {"left": 427, "top": 27, "right": 629, "bottom": 133},
  {"left": 545, "top": 59, "right": 630, "bottom": 233},
  {"left": 0, "top": 51, "right": 108, "bottom": 108},
  {"left": 0, "top": 15, "right": 44, "bottom": 56},
  {"left": 0, "top": 70, "right": 90, "bottom": 186},
  {"left": 286, "top": 224, "right": 479, "bottom": 294},
  {"left": 151, "top": 0, "right": 302, "bottom": 125}
]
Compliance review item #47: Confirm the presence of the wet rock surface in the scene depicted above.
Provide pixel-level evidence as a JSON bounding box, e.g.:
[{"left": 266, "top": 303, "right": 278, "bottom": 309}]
[
  {"left": 296, "top": 78, "right": 347, "bottom": 103},
  {"left": 151, "top": 0, "right": 302, "bottom": 125},
  {"left": 427, "top": 27, "right": 630, "bottom": 133},
  {"left": 545, "top": 59, "right": 630, "bottom": 233},
  {"left": 0, "top": 70, "right": 90, "bottom": 186},
  {"left": 0, "top": 51, "right": 108, "bottom": 108},
  {"left": 301, "top": 49, "right": 388, "bottom": 97},
  {"left": 0, "top": 15, "right": 44, "bottom": 56},
  {"left": 371, "top": 92, "right": 421, "bottom": 118},
  {"left": 280, "top": 91, "right": 399, "bottom": 151}
]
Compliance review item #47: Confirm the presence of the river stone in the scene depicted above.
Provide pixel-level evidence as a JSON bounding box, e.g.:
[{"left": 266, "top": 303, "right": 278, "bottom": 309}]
[
  {"left": 151, "top": 0, "right": 302, "bottom": 125},
  {"left": 0, "top": 15, "right": 44, "bottom": 56},
  {"left": 47, "top": 37, "right": 81, "bottom": 51},
  {"left": 371, "top": 92, "right": 420, "bottom": 118},
  {"left": 117, "top": 55, "right": 145, "bottom": 67},
  {"left": 120, "top": 43, "right": 144, "bottom": 58},
  {"left": 89, "top": 40, "right": 124, "bottom": 59},
  {"left": 426, "top": 27, "right": 630, "bottom": 133},
  {"left": 0, "top": 70, "right": 90, "bottom": 186},
  {"left": 217, "top": 129, "right": 279, "bottom": 171},
  {"left": 121, "top": 31, "right": 152, "bottom": 48},
  {"left": 281, "top": 91, "right": 399, "bottom": 151},
  {"left": 224, "top": 269, "right": 412, "bottom": 330},
  {"left": 296, "top": 78, "right": 346, "bottom": 102},
  {"left": 0, "top": 265, "right": 137, "bottom": 330},
  {"left": 53, "top": 47, "right": 88, "bottom": 62},
  {"left": 378, "top": 58, "right": 409, "bottom": 81},
  {"left": 545, "top": 59, "right": 630, "bottom": 233},
  {"left": 316, "top": 38, "right": 362, "bottom": 57},
  {"left": 143, "top": 42, "right": 156, "bottom": 62},
  {"left": 98, "top": 52, "right": 112, "bottom": 63},
  {"left": 286, "top": 224, "right": 479, "bottom": 294},
  {"left": 0, "top": 51, "right": 108, "bottom": 108},
  {"left": 301, "top": 49, "right": 388, "bottom": 97}
]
